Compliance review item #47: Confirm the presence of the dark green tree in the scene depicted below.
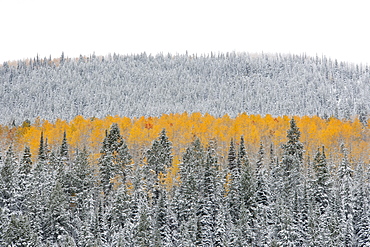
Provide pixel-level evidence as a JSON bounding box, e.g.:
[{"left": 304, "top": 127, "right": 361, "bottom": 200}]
[
  {"left": 60, "top": 131, "right": 69, "bottom": 161},
  {"left": 99, "top": 123, "right": 132, "bottom": 194},
  {"left": 147, "top": 128, "right": 173, "bottom": 175},
  {"left": 38, "top": 132, "right": 46, "bottom": 161},
  {"left": 0, "top": 146, "right": 17, "bottom": 211},
  {"left": 3, "top": 214, "right": 37, "bottom": 246},
  {"left": 227, "top": 139, "right": 242, "bottom": 224}
]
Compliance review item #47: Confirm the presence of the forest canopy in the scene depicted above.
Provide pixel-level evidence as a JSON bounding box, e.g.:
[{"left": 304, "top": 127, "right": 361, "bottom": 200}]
[{"left": 0, "top": 52, "right": 369, "bottom": 125}]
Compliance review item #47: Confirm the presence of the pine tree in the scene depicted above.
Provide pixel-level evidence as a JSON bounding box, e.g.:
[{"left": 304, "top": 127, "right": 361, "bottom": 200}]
[
  {"left": 60, "top": 131, "right": 69, "bottom": 161},
  {"left": 3, "top": 214, "right": 37, "bottom": 246},
  {"left": 111, "top": 183, "right": 131, "bottom": 230},
  {"left": 99, "top": 123, "right": 132, "bottom": 195},
  {"left": 254, "top": 143, "right": 272, "bottom": 245},
  {"left": 20, "top": 146, "right": 32, "bottom": 175},
  {"left": 237, "top": 135, "right": 255, "bottom": 244},
  {"left": 278, "top": 118, "right": 305, "bottom": 246},
  {"left": 147, "top": 128, "right": 173, "bottom": 175},
  {"left": 336, "top": 147, "right": 355, "bottom": 246},
  {"left": 146, "top": 128, "right": 173, "bottom": 204},
  {"left": 28, "top": 158, "right": 52, "bottom": 243},
  {"left": 38, "top": 131, "right": 46, "bottom": 161},
  {"left": 238, "top": 136, "right": 254, "bottom": 209},
  {"left": 196, "top": 140, "right": 220, "bottom": 246},
  {"left": 281, "top": 118, "right": 304, "bottom": 196},
  {"left": 176, "top": 138, "right": 205, "bottom": 244},
  {"left": 0, "top": 146, "right": 17, "bottom": 212},
  {"left": 133, "top": 202, "right": 152, "bottom": 247},
  {"left": 227, "top": 139, "right": 241, "bottom": 224},
  {"left": 352, "top": 163, "right": 370, "bottom": 246},
  {"left": 313, "top": 146, "right": 331, "bottom": 213},
  {"left": 255, "top": 142, "right": 269, "bottom": 206},
  {"left": 44, "top": 180, "right": 71, "bottom": 244},
  {"left": 152, "top": 188, "right": 172, "bottom": 247},
  {"left": 13, "top": 146, "right": 33, "bottom": 214}
]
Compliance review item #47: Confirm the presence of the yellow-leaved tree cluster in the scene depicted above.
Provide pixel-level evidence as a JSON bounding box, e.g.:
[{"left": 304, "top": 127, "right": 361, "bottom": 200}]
[{"left": 0, "top": 113, "right": 368, "bottom": 165}]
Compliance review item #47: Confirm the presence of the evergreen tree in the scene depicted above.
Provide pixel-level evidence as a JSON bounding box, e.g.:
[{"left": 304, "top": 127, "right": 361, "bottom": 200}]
[
  {"left": 352, "top": 163, "right": 370, "bottom": 246},
  {"left": 13, "top": 146, "right": 33, "bottom": 214},
  {"left": 99, "top": 123, "right": 132, "bottom": 195},
  {"left": 38, "top": 132, "right": 46, "bottom": 161},
  {"left": 254, "top": 143, "right": 273, "bottom": 245},
  {"left": 337, "top": 147, "right": 355, "bottom": 246},
  {"left": 227, "top": 139, "right": 242, "bottom": 224},
  {"left": 20, "top": 146, "right": 32, "bottom": 175},
  {"left": 44, "top": 180, "right": 72, "bottom": 244},
  {"left": 152, "top": 188, "right": 172, "bottom": 246},
  {"left": 176, "top": 138, "right": 205, "bottom": 244},
  {"left": 147, "top": 128, "right": 173, "bottom": 175},
  {"left": 278, "top": 118, "right": 305, "bottom": 246},
  {"left": 133, "top": 201, "right": 152, "bottom": 247},
  {"left": 146, "top": 128, "right": 173, "bottom": 204},
  {"left": 0, "top": 146, "right": 17, "bottom": 212},
  {"left": 313, "top": 146, "right": 331, "bottom": 213},
  {"left": 196, "top": 140, "right": 220, "bottom": 246},
  {"left": 3, "top": 214, "right": 37, "bottom": 246},
  {"left": 60, "top": 131, "right": 69, "bottom": 161},
  {"left": 255, "top": 142, "right": 270, "bottom": 206},
  {"left": 237, "top": 135, "right": 255, "bottom": 244},
  {"left": 281, "top": 118, "right": 304, "bottom": 196},
  {"left": 238, "top": 136, "right": 254, "bottom": 209}
]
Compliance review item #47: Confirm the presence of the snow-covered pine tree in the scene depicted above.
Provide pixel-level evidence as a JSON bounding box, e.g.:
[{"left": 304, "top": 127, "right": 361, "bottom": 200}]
[
  {"left": 352, "top": 163, "right": 370, "bottom": 246},
  {"left": 3, "top": 214, "right": 37, "bottom": 246},
  {"left": 60, "top": 131, "right": 69, "bottom": 161},
  {"left": 254, "top": 142, "right": 273, "bottom": 246},
  {"left": 44, "top": 180, "right": 72, "bottom": 245},
  {"left": 13, "top": 146, "right": 33, "bottom": 214},
  {"left": 278, "top": 117, "right": 305, "bottom": 246},
  {"left": 147, "top": 128, "right": 173, "bottom": 175},
  {"left": 145, "top": 128, "right": 173, "bottom": 204},
  {"left": 38, "top": 131, "right": 46, "bottom": 161},
  {"left": 227, "top": 139, "right": 241, "bottom": 225},
  {"left": 237, "top": 135, "right": 256, "bottom": 244},
  {"left": 176, "top": 138, "right": 205, "bottom": 244},
  {"left": 336, "top": 146, "right": 355, "bottom": 246},
  {"left": 196, "top": 140, "right": 221, "bottom": 246},
  {"left": 0, "top": 146, "right": 17, "bottom": 213},
  {"left": 99, "top": 123, "right": 132, "bottom": 195}
]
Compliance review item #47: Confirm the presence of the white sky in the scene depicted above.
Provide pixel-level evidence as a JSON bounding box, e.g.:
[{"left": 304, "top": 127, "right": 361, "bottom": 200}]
[{"left": 1, "top": 0, "right": 369, "bottom": 65}]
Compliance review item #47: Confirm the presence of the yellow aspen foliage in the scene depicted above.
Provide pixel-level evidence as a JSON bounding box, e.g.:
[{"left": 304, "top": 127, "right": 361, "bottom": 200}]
[{"left": 1, "top": 113, "right": 369, "bottom": 164}]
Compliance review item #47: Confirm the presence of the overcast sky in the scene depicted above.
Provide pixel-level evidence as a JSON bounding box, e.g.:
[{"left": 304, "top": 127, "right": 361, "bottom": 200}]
[{"left": 1, "top": 0, "right": 369, "bottom": 65}]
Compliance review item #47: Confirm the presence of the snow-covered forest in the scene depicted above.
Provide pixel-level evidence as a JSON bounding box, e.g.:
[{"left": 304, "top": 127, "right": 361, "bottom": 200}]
[
  {"left": 0, "top": 52, "right": 369, "bottom": 125},
  {"left": 0, "top": 120, "right": 369, "bottom": 246},
  {"left": 1, "top": 52, "right": 370, "bottom": 246}
]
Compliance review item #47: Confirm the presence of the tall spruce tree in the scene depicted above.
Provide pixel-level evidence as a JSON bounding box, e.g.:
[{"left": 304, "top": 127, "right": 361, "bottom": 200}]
[
  {"left": 145, "top": 129, "right": 173, "bottom": 204},
  {"left": 311, "top": 147, "right": 332, "bottom": 246},
  {"left": 254, "top": 143, "right": 272, "bottom": 245},
  {"left": 99, "top": 123, "right": 132, "bottom": 195},
  {"left": 0, "top": 146, "right": 17, "bottom": 212},
  {"left": 337, "top": 147, "right": 355, "bottom": 246},
  {"left": 227, "top": 139, "right": 241, "bottom": 224},
  {"left": 352, "top": 163, "right": 370, "bottom": 246},
  {"left": 60, "top": 131, "right": 69, "bottom": 161},
  {"left": 177, "top": 137, "right": 205, "bottom": 244},
  {"left": 278, "top": 117, "right": 305, "bottom": 246},
  {"left": 196, "top": 140, "right": 222, "bottom": 246}
]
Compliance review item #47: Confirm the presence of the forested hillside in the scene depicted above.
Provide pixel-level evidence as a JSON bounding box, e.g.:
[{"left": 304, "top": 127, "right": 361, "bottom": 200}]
[
  {"left": 0, "top": 118, "right": 369, "bottom": 246},
  {"left": 1, "top": 52, "right": 370, "bottom": 246},
  {"left": 1, "top": 52, "right": 369, "bottom": 124}
]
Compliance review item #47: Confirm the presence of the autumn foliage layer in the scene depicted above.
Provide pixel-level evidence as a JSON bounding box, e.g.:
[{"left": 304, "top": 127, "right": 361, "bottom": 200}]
[{"left": 1, "top": 113, "right": 368, "bottom": 165}]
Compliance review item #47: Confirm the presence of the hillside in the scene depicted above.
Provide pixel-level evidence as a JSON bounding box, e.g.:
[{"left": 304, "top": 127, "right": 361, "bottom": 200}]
[{"left": 1, "top": 52, "right": 369, "bottom": 125}]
